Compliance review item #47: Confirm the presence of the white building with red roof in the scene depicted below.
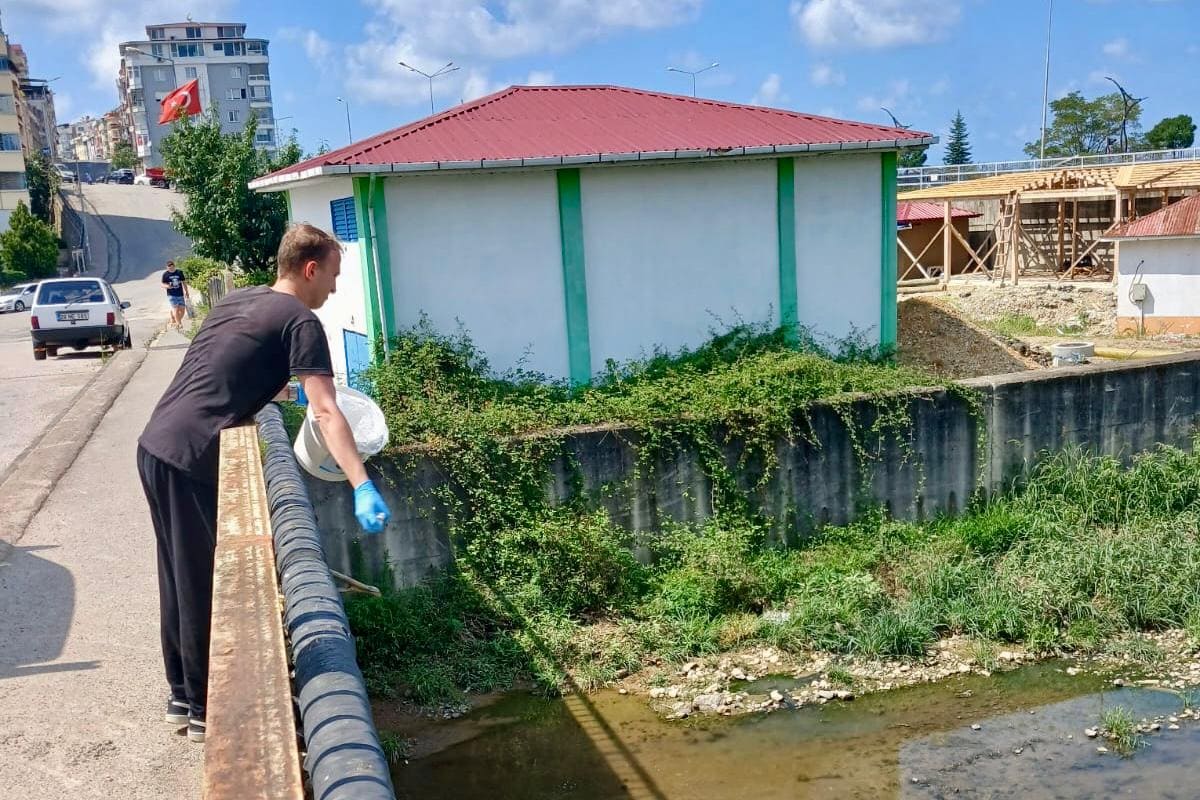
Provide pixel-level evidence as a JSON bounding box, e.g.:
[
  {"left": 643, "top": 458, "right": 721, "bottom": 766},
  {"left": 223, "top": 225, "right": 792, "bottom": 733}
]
[
  {"left": 1104, "top": 193, "right": 1200, "bottom": 335},
  {"left": 251, "top": 84, "right": 933, "bottom": 384}
]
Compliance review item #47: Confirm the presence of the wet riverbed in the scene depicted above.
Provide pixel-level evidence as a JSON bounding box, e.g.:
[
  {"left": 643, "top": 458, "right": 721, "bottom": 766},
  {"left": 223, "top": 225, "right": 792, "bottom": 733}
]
[{"left": 381, "top": 663, "right": 1200, "bottom": 799}]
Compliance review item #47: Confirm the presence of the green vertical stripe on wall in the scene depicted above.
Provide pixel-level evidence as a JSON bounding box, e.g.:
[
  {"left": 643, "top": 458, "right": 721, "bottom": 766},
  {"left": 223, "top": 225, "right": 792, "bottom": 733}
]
[
  {"left": 282, "top": 189, "right": 292, "bottom": 222},
  {"left": 352, "top": 176, "right": 384, "bottom": 346},
  {"left": 556, "top": 169, "right": 592, "bottom": 386},
  {"left": 879, "top": 151, "right": 898, "bottom": 349},
  {"left": 776, "top": 157, "right": 799, "bottom": 345},
  {"left": 369, "top": 175, "right": 395, "bottom": 344}
]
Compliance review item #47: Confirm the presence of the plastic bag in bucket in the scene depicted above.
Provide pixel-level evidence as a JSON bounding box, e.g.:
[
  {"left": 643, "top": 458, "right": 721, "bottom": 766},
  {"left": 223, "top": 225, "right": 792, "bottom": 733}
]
[{"left": 294, "top": 385, "right": 389, "bottom": 481}]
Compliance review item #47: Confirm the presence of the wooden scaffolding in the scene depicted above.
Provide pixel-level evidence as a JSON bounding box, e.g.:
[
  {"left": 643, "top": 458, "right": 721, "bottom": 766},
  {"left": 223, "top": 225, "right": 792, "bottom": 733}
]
[{"left": 896, "top": 158, "right": 1200, "bottom": 287}]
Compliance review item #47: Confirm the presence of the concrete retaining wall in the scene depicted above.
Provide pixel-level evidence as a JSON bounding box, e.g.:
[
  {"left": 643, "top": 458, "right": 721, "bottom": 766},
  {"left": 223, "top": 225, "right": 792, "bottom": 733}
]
[{"left": 304, "top": 352, "right": 1200, "bottom": 588}]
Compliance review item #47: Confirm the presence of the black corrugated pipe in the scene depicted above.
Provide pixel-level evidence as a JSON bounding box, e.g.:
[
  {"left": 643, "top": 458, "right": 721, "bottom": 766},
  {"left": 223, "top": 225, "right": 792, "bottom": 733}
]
[{"left": 256, "top": 404, "right": 397, "bottom": 800}]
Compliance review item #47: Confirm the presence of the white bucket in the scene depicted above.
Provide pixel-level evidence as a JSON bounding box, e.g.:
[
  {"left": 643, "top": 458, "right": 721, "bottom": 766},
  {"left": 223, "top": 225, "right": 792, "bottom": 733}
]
[{"left": 294, "top": 385, "right": 390, "bottom": 482}]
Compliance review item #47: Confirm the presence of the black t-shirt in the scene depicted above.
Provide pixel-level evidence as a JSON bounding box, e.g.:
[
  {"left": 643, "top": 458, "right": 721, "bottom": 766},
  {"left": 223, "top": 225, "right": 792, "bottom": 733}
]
[
  {"left": 139, "top": 286, "right": 333, "bottom": 482},
  {"left": 162, "top": 269, "right": 185, "bottom": 297}
]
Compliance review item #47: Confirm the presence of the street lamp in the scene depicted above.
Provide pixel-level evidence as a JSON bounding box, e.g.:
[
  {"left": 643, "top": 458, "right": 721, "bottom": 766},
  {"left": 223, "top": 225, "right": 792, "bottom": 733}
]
[
  {"left": 336, "top": 97, "right": 353, "bottom": 143},
  {"left": 397, "top": 61, "right": 459, "bottom": 115},
  {"left": 1038, "top": 0, "right": 1053, "bottom": 160},
  {"left": 667, "top": 62, "right": 718, "bottom": 97}
]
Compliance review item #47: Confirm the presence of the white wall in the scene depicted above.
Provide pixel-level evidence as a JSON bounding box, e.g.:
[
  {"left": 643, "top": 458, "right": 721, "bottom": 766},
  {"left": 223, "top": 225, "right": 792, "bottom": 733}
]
[
  {"left": 385, "top": 170, "right": 569, "bottom": 379},
  {"left": 288, "top": 178, "right": 367, "bottom": 384},
  {"left": 1117, "top": 238, "right": 1200, "bottom": 318},
  {"left": 580, "top": 159, "right": 778, "bottom": 372},
  {"left": 793, "top": 153, "right": 883, "bottom": 346}
]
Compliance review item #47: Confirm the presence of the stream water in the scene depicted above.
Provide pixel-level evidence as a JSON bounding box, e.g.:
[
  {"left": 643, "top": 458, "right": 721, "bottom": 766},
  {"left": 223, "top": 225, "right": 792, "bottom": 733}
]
[{"left": 381, "top": 663, "right": 1200, "bottom": 799}]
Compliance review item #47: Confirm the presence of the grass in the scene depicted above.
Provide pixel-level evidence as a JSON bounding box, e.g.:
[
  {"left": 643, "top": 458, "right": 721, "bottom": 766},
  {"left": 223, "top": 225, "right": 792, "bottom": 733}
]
[
  {"left": 346, "top": 441, "right": 1200, "bottom": 706},
  {"left": 1100, "top": 706, "right": 1145, "bottom": 755},
  {"left": 987, "top": 312, "right": 1087, "bottom": 340},
  {"left": 825, "top": 665, "right": 856, "bottom": 687},
  {"left": 340, "top": 321, "right": 1200, "bottom": 708}
]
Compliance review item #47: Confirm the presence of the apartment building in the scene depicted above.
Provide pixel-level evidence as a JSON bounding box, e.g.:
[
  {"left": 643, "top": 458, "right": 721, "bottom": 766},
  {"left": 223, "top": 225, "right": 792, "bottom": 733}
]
[
  {"left": 0, "top": 30, "right": 31, "bottom": 228},
  {"left": 118, "top": 21, "right": 275, "bottom": 168}
]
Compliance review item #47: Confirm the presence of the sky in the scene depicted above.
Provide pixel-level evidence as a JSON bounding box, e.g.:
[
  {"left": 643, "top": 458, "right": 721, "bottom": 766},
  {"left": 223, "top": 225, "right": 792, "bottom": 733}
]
[{"left": 5, "top": 0, "right": 1197, "bottom": 163}]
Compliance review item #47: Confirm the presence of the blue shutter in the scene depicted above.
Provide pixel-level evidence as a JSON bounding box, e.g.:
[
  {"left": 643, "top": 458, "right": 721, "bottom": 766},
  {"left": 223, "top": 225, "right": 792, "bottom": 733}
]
[{"left": 329, "top": 197, "right": 358, "bottom": 242}]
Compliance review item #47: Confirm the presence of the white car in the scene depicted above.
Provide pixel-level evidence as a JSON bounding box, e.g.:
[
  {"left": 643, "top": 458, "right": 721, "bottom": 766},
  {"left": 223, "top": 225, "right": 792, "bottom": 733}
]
[
  {"left": 30, "top": 277, "right": 131, "bottom": 360},
  {"left": 0, "top": 282, "right": 37, "bottom": 312},
  {"left": 133, "top": 173, "right": 151, "bottom": 186}
]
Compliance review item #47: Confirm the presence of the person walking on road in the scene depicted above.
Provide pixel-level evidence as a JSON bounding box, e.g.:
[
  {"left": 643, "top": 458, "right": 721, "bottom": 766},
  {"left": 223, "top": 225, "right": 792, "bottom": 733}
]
[
  {"left": 162, "top": 260, "right": 189, "bottom": 329},
  {"left": 136, "top": 224, "right": 391, "bottom": 744}
]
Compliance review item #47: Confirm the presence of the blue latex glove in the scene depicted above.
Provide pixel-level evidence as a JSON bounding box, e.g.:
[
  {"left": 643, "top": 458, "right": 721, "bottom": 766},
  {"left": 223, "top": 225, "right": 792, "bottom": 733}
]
[{"left": 353, "top": 480, "right": 391, "bottom": 534}]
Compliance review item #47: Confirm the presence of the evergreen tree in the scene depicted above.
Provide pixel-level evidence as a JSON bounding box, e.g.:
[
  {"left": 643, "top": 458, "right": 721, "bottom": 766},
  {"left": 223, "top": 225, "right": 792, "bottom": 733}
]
[
  {"left": 0, "top": 202, "right": 59, "bottom": 280},
  {"left": 944, "top": 111, "right": 972, "bottom": 165}
]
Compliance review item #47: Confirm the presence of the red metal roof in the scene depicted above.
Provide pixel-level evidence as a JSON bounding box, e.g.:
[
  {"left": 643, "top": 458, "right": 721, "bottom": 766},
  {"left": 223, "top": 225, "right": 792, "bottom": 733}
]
[
  {"left": 256, "top": 85, "right": 932, "bottom": 186},
  {"left": 1107, "top": 194, "right": 1200, "bottom": 239},
  {"left": 896, "top": 201, "right": 980, "bottom": 223}
]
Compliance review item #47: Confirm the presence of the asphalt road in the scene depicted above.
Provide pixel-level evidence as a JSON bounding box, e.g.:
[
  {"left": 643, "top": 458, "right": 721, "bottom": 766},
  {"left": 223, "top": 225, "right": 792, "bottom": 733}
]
[{"left": 0, "top": 184, "right": 191, "bottom": 478}]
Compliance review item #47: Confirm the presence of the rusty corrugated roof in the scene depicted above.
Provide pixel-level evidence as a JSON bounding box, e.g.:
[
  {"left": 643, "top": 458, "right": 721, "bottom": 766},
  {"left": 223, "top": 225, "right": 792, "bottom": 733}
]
[
  {"left": 1107, "top": 193, "right": 1200, "bottom": 239},
  {"left": 254, "top": 85, "right": 931, "bottom": 187}
]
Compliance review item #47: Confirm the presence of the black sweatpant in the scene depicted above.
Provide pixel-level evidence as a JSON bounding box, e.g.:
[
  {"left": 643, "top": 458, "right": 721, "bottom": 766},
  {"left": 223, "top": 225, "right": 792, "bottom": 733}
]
[{"left": 137, "top": 446, "right": 218, "bottom": 717}]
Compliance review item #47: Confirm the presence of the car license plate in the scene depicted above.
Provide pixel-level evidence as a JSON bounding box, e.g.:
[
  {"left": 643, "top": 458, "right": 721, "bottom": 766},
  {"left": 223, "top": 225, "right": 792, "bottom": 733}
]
[{"left": 57, "top": 310, "right": 88, "bottom": 321}]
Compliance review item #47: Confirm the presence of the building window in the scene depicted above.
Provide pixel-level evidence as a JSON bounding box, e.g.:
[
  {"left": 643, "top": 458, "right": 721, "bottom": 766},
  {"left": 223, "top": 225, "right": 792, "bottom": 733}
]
[
  {"left": 329, "top": 198, "right": 358, "bottom": 242},
  {"left": 0, "top": 172, "right": 27, "bottom": 190},
  {"left": 151, "top": 43, "right": 164, "bottom": 58},
  {"left": 227, "top": 110, "right": 240, "bottom": 123},
  {"left": 247, "top": 41, "right": 267, "bottom": 56},
  {"left": 218, "top": 26, "right": 241, "bottom": 39},
  {"left": 150, "top": 28, "right": 165, "bottom": 40},
  {"left": 220, "top": 41, "right": 246, "bottom": 57},
  {"left": 225, "top": 88, "right": 246, "bottom": 100},
  {"left": 184, "top": 66, "right": 197, "bottom": 79},
  {"left": 230, "top": 66, "right": 242, "bottom": 79},
  {"left": 130, "top": 89, "right": 144, "bottom": 109},
  {"left": 0, "top": 95, "right": 13, "bottom": 114},
  {"left": 250, "top": 85, "right": 269, "bottom": 100},
  {"left": 170, "top": 43, "right": 201, "bottom": 58},
  {"left": 0, "top": 134, "right": 21, "bottom": 151},
  {"left": 186, "top": 26, "right": 201, "bottom": 39},
  {"left": 153, "top": 67, "right": 167, "bottom": 82},
  {"left": 249, "top": 65, "right": 269, "bottom": 79},
  {"left": 255, "top": 130, "right": 274, "bottom": 145}
]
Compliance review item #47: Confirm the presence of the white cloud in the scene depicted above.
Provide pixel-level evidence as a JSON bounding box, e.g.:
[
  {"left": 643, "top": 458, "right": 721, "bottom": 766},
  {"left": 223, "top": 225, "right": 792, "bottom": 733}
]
[
  {"left": 1088, "top": 69, "right": 1118, "bottom": 86},
  {"left": 751, "top": 73, "right": 784, "bottom": 106},
  {"left": 791, "top": 0, "right": 961, "bottom": 48},
  {"left": 929, "top": 77, "right": 950, "bottom": 96},
  {"left": 5, "top": 0, "right": 233, "bottom": 89},
  {"left": 348, "top": 0, "right": 701, "bottom": 106},
  {"left": 280, "top": 27, "right": 334, "bottom": 66},
  {"left": 856, "top": 79, "right": 911, "bottom": 113},
  {"left": 524, "top": 70, "right": 555, "bottom": 86},
  {"left": 1102, "top": 37, "right": 1130, "bottom": 58},
  {"left": 809, "top": 62, "right": 845, "bottom": 87}
]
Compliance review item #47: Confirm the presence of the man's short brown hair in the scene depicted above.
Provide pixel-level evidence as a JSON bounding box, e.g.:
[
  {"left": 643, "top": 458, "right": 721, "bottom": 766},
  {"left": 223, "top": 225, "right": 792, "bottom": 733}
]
[{"left": 276, "top": 223, "right": 340, "bottom": 278}]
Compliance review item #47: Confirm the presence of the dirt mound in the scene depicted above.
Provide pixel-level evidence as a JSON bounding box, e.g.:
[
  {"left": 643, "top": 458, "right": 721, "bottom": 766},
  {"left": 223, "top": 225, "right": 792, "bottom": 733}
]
[
  {"left": 898, "top": 297, "right": 1036, "bottom": 379},
  {"left": 942, "top": 282, "right": 1116, "bottom": 338}
]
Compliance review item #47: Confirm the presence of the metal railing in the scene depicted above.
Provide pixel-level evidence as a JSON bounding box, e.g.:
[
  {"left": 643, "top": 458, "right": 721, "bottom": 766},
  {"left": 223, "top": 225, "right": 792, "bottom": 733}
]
[{"left": 898, "top": 147, "right": 1200, "bottom": 189}]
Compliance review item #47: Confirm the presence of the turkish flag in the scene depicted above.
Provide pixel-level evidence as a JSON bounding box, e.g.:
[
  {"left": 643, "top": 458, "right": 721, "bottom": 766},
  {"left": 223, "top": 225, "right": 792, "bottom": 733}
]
[{"left": 158, "top": 79, "right": 202, "bottom": 125}]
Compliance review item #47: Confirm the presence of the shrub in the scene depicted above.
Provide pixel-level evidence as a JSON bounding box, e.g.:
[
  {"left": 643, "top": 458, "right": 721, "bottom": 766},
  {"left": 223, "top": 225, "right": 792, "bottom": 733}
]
[{"left": 0, "top": 202, "right": 58, "bottom": 280}]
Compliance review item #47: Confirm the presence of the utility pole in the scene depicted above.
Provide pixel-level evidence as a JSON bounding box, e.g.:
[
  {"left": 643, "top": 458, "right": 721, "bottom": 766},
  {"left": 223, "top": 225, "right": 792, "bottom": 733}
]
[
  {"left": 336, "top": 97, "right": 353, "bottom": 144},
  {"left": 1039, "top": 0, "right": 1053, "bottom": 159}
]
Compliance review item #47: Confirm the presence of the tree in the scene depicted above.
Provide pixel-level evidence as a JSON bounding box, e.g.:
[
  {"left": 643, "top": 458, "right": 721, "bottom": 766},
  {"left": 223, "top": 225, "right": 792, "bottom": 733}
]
[
  {"left": 0, "top": 202, "right": 59, "bottom": 280},
  {"left": 1144, "top": 114, "right": 1196, "bottom": 150},
  {"left": 943, "top": 110, "right": 972, "bottom": 165},
  {"left": 1023, "top": 91, "right": 1142, "bottom": 158},
  {"left": 110, "top": 142, "right": 137, "bottom": 170},
  {"left": 161, "top": 110, "right": 303, "bottom": 279},
  {"left": 898, "top": 145, "right": 929, "bottom": 168},
  {"left": 24, "top": 152, "right": 59, "bottom": 224}
]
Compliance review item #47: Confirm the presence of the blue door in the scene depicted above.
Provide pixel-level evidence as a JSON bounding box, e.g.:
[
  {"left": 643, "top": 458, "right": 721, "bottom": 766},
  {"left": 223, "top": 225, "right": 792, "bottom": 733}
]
[{"left": 343, "top": 330, "right": 371, "bottom": 391}]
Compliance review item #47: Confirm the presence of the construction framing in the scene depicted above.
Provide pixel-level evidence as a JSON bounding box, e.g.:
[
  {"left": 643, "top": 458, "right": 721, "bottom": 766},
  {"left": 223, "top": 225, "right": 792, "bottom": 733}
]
[{"left": 896, "top": 158, "right": 1200, "bottom": 287}]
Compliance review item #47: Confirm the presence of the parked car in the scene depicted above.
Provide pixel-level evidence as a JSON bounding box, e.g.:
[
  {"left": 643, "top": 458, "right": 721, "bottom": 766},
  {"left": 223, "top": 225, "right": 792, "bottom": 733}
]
[
  {"left": 30, "top": 277, "right": 131, "bottom": 360},
  {"left": 133, "top": 172, "right": 151, "bottom": 186},
  {"left": 55, "top": 166, "right": 77, "bottom": 184},
  {"left": 0, "top": 282, "right": 38, "bottom": 312},
  {"left": 106, "top": 168, "right": 134, "bottom": 184}
]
